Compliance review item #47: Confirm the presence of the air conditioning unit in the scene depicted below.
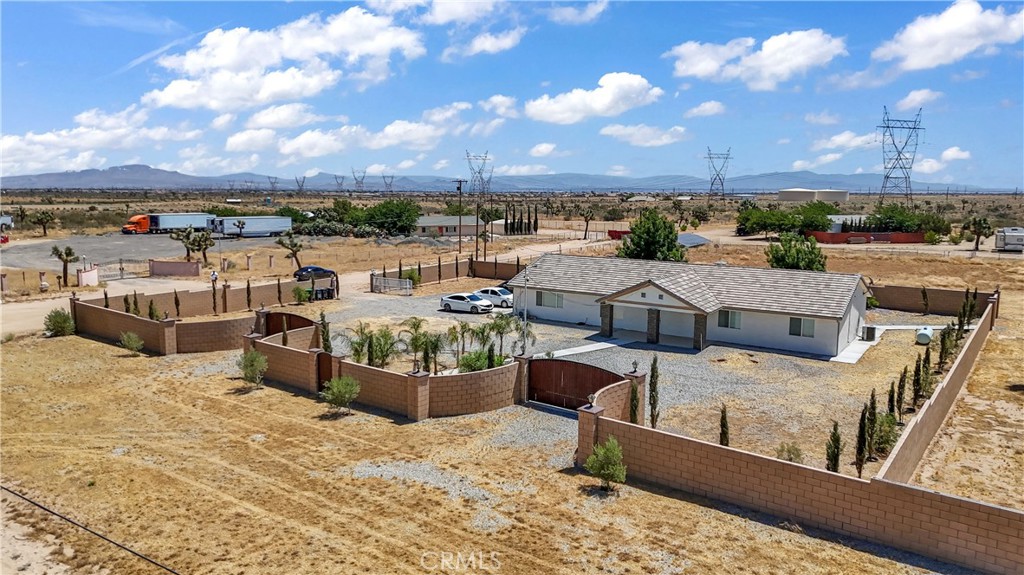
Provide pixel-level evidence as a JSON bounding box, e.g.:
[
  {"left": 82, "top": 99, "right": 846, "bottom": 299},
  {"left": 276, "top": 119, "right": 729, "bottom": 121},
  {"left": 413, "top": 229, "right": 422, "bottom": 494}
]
[{"left": 862, "top": 325, "right": 876, "bottom": 342}]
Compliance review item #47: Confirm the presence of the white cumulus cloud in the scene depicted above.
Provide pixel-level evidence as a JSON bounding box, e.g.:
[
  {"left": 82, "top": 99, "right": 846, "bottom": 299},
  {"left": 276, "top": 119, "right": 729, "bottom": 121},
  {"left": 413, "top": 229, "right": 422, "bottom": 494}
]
[
  {"left": 548, "top": 0, "right": 608, "bottom": 25},
  {"left": 916, "top": 146, "right": 972, "bottom": 174},
  {"left": 811, "top": 130, "right": 877, "bottom": 151},
  {"left": 432, "top": 159, "right": 450, "bottom": 170},
  {"left": 683, "top": 100, "right": 725, "bottom": 118},
  {"left": 804, "top": 110, "right": 839, "bottom": 125},
  {"left": 792, "top": 153, "right": 843, "bottom": 171},
  {"left": 479, "top": 94, "right": 518, "bottom": 118},
  {"left": 599, "top": 124, "right": 686, "bottom": 147},
  {"left": 530, "top": 142, "right": 557, "bottom": 157},
  {"left": 469, "top": 118, "right": 505, "bottom": 137},
  {"left": 524, "top": 72, "right": 663, "bottom": 124},
  {"left": 872, "top": 0, "right": 1024, "bottom": 71},
  {"left": 606, "top": 165, "right": 630, "bottom": 176},
  {"left": 211, "top": 113, "right": 235, "bottom": 130},
  {"left": 896, "top": 89, "right": 943, "bottom": 111},
  {"left": 664, "top": 29, "right": 847, "bottom": 91},
  {"left": 225, "top": 128, "right": 277, "bottom": 152},
  {"left": 941, "top": 146, "right": 971, "bottom": 161},
  {"left": 246, "top": 103, "right": 329, "bottom": 129},
  {"left": 494, "top": 164, "right": 553, "bottom": 176},
  {"left": 462, "top": 27, "right": 527, "bottom": 58},
  {"left": 421, "top": 0, "right": 498, "bottom": 25}
]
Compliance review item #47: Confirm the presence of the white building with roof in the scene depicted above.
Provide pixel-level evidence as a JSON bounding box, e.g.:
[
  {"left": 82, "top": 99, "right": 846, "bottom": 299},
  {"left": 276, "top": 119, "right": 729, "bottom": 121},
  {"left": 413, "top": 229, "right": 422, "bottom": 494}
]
[
  {"left": 414, "top": 216, "right": 484, "bottom": 237},
  {"left": 506, "top": 254, "right": 868, "bottom": 358}
]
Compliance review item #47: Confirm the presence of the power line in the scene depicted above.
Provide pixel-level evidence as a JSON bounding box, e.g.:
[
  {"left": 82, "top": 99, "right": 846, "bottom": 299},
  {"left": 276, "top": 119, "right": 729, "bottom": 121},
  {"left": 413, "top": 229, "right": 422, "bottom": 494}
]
[{"left": 1, "top": 485, "right": 181, "bottom": 574}]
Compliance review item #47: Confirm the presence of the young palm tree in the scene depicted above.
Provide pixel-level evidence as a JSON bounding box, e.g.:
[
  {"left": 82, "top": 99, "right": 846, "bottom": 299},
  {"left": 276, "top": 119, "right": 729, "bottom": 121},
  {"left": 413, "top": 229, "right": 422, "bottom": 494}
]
[
  {"left": 488, "top": 313, "right": 517, "bottom": 355},
  {"left": 344, "top": 321, "right": 374, "bottom": 364},
  {"left": 401, "top": 316, "right": 428, "bottom": 358},
  {"left": 368, "top": 326, "right": 405, "bottom": 368},
  {"left": 469, "top": 322, "right": 492, "bottom": 351},
  {"left": 422, "top": 331, "right": 446, "bottom": 374},
  {"left": 458, "top": 321, "right": 473, "bottom": 355},
  {"left": 446, "top": 324, "right": 462, "bottom": 364},
  {"left": 511, "top": 315, "right": 537, "bottom": 356}
]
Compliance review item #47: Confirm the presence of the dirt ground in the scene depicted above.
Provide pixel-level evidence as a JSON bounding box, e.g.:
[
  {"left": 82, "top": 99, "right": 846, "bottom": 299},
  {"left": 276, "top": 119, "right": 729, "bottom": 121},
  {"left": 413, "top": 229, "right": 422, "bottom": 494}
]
[
  {"left": 0, "top": 337, "right": 973, "bottom": 575},
  {"left": 913, "top": 290, "right": 1024, "bottom": 510}
]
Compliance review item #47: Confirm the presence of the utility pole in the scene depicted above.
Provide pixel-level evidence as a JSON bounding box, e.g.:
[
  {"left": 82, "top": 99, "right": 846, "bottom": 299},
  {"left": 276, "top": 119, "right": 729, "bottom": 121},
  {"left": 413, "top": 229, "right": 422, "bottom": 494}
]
[
  {"left": 453, "top": 179, "right": 467, "bottom": 254},
  {"left": 474, "top": 201, "right": 481, "bottom": 261}
]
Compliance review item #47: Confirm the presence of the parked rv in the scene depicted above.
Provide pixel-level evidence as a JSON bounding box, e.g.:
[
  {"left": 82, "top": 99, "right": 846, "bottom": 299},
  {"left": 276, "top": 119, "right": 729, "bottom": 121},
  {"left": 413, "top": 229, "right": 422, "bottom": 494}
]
[
  {"left": 0, "top": 214, "right": 13, "bottom": 231},
  {"left": 994, "top": 227, "right": 1024, "bottom": 252},
  {"left": 121, "top": 213, "right": 214, "bottom": 234},
  {"left": 212, "top": 216, "right": 292, "bottom": 238}
]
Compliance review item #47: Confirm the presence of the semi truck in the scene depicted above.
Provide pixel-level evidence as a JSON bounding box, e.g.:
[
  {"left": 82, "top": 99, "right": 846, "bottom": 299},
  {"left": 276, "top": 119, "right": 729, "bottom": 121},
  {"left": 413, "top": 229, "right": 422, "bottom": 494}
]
[
  {"left": 121, "top": 213, "right": 214, "bottom": 234},
  {"left": 994, "top": 227, "right": 1024, "bottom": 252},
  {"left": 212, "top": 216, "right": 292, "bottom": 237}
]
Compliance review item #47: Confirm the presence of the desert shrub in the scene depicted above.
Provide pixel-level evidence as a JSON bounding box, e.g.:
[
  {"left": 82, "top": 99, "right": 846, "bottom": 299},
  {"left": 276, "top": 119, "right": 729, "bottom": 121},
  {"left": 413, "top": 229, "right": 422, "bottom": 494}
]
[
  {"left": 291, "top": 286, "right": 310, "bottom": 304},
  {"left": 400, "top": 269, "right": 422, "bottom": 286},
  {"left": 43, "top": 308, "right": 75, "bottom": 336},
  {"left": 119, "top": 331, "right": 144, "bottom": 356},
  {"left": 584, "top": 436, "right": 627, "bottom": 491},
  {"left": 237, "top": 349, "right": 268, "bottom": 387},
  {"left": 866, "top": 296, "right": 880, "bottom": 309},
  {"left": 775, "top": 442, "right": 804, "bottom": 463},
  {"left": 963, "top": 230, "right": 975, "bottom": 243},
  {"left": 948, "top": 232, "right": 963, "bottom": 245},
  {"left": 320, "top": 376, "right": 361, "bottom": 415},
  {"left": 924, "top": 231, "right": 940, "bottom": 245},
  {"left": 874, "top": 414, "right": 900, "bottom": 456},
  {"left": 458, "top": 349, "right": 505, "bottom": 373}
]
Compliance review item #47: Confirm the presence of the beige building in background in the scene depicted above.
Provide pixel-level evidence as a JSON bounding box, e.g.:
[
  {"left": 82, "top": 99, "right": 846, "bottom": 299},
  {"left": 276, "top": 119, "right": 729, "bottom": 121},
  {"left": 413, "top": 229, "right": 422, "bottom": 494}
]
[{"left": 778, "top": 188, "right": 850, "bottom": 202}]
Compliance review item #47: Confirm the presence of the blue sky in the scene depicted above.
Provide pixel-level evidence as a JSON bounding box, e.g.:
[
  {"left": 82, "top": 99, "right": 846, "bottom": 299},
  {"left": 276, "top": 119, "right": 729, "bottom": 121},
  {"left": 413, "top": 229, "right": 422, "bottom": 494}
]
[{"left": 2, "top": 1, "right": 1022, "bottom": 187}]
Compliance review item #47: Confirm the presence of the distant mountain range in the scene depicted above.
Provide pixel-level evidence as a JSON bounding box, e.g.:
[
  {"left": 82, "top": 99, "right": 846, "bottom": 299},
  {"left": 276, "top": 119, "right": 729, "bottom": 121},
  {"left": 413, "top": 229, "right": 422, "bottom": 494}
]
[{"left": 0, "top": 164, "right": 1001, "bottom": 193}]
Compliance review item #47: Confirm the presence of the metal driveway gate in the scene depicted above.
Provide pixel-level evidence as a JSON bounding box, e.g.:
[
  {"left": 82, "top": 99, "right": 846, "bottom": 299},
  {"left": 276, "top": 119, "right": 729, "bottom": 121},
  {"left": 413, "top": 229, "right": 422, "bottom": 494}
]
[
  {"left": 96, "top": 259, "right": 149, "bottom": 281},
  {"left": 527, "top": 359, "right": 623, "bottom": 410}
]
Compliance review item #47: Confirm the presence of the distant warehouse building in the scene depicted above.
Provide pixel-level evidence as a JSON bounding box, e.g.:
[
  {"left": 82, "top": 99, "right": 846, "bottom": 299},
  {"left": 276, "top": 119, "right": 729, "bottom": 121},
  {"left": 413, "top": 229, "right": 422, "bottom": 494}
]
[
  {"left": 414, "top": 216, "right": 484, "bottom": 237},
  {"left": 778, "top": 188, "right": 849, "bottom": 203}
]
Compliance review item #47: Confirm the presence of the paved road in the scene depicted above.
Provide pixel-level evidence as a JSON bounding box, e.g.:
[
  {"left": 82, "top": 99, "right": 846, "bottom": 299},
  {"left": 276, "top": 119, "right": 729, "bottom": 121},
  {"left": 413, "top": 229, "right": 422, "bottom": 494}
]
[{"left": 1, "top": 233, "right": 281, "bottom": 272}]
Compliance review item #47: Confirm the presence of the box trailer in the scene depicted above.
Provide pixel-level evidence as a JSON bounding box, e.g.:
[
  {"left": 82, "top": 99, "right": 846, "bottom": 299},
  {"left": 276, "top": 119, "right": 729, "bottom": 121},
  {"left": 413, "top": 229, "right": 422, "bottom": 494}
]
[
  {"left": 213, "top": 216, "right": 292, "bottom": 237},
  {"left": 0, "top": 214, "right": 13, "bottom": 231},
  {"left": 122, "top": 213, "right": 214, "bottom": 234},
  {"left": 994, "top": 227, "right": 1024, "bottom": 252}
]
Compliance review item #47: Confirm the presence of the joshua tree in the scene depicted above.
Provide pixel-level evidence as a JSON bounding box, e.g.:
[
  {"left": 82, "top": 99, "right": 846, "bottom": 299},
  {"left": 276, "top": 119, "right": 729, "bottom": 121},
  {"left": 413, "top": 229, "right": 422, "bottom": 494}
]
[
  {"left": 191, "top": 229, "right": 216, "bottom": 265},
  {"left": 50, "top": 246, "right": 79, "bottom": 288},
  {"left": 275, "top": 231, "right": 305, "bottom": 270},
  {"left": 30, "top": 211, "right": 56, "bottom": 236},
  {"left": 964, "top": 216, "right": 993, "bottom": 251},
  {"left": 233, "top": 219, "right": 247, "bottom": 236},
  {"left": 170, "top": 226, "right": 196, "bottom": 261},
  {"left": 582, "top": 207, "right": 595, "bottom": 240}
]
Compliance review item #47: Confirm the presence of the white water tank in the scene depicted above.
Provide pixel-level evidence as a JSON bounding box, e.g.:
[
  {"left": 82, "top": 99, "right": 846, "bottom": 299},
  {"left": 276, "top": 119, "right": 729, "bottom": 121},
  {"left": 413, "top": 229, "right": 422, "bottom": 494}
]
[{"left": 916, "top": 327, "right": 934, "bottom": 345}]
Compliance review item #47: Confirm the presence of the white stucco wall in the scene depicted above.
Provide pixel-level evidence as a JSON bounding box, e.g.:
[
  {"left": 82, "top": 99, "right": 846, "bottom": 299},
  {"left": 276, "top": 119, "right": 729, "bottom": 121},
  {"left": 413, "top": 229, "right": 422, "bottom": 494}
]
[
  {"left": 614, "top": 286, "right": 688, "bottom": 307},
  {"left": 837, "top": 289, "right": 867, "bottom": 353},
  {"left": 613, "top": 305, "right": 647, "bottom": 332},
  {"left": 513, "top": 290, "right": 601, "bottom": 326},
  {"left": 660, "top": 310, "right": 695, "bottom": 337},
  {"left": 707, "top": 309, "right": 839, "bottom": 356}
]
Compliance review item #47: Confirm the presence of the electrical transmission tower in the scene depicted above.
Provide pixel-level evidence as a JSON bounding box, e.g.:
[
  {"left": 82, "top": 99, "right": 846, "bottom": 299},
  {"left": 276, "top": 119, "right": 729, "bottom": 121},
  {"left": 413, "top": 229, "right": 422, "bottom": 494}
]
[
  {"left": 877, "top": 106, "right": 923, "bottom": 204},
  {"left": 466, "top": 151, "right": 491, "bottom": 194},
  {"left": 705, "top": 147, "right": 731, "bottom": 197},
  {"left": 351, "top": 168, "right": 367, "bottom": 192},
  {"left": 294, "top": 176, "right": 306, "bottom": 193},
  {"left": 267, "top": 176, "right": 279, "bottom": 192},
  {"left": 334, "top": 175, "right": 345, "bottom": 192},
  {"left": 382, "top": 174, "right": 395, "bottom": 193}
]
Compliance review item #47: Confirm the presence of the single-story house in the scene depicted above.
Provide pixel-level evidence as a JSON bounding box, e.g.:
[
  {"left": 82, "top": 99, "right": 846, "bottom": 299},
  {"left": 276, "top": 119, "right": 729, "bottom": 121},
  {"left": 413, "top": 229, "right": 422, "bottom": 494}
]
[
  {"left": 506, "top": 254, "right": 868, "bottom": 357},
  {"left": 414, "top": 216, "right": 484, "bottom": 237}
]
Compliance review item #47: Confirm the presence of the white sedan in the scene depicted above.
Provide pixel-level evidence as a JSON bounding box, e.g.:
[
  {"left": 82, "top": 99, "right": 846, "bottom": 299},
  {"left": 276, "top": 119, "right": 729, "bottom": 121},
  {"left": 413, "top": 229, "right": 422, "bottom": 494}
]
[
  {"left": 440, "top": 292, "right": 494, "bottom": 314},
  {"left": 474, "top": 287, "right": 514, "bottom": 308}
]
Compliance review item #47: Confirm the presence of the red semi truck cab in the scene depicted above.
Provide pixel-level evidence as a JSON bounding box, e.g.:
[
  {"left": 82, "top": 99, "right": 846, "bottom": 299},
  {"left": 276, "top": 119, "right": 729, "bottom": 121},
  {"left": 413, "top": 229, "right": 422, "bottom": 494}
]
[{"left": 122, "top": 215, "right": 151, "bottom": 234}]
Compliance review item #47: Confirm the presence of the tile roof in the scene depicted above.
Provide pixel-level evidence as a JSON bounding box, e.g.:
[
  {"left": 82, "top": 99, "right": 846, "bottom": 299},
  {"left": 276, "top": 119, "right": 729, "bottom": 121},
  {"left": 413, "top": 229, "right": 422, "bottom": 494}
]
[{"left": 506, "top": 254, "right": 863, "bottom": 319}]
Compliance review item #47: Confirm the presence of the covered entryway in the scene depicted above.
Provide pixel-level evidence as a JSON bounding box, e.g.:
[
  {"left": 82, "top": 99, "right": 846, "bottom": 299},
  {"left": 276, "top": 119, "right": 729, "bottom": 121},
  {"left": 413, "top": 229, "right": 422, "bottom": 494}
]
[
  {"left": 527, "top": 359, "right": 623, "bottom": 410},
  {"left": 597, "top": 279, "right": 710, "bottom": 350}
]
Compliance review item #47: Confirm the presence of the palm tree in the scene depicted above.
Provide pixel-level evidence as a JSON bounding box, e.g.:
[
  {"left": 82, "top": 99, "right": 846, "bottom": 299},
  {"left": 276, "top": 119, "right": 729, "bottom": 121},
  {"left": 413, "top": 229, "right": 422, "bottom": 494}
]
[
  {"left": 422, "top": 332, "right": 446, "bottom": 374},
  {"left": 50, "top": 246, "right": 80, "bottom": 288},
  {"left": 469, "top": 323, "right": 492, "bottom": 351},
  {"left": 457, "top": 321, "right": 473, "bottom": 355},
  {"left": 511, "top": 315, "right": 537, "bottom": 356},
  {"left": 401, "top": 316, "right": 428, "bottom": 358},
  {"left": 488, "top": 313, "right": 517, "bottom": 355},
  {"left": 344, "top": 321, "right": 374, "bottom": 364},
  {"left": 368, "top": 327, "right": 405, "bottom": 368}
]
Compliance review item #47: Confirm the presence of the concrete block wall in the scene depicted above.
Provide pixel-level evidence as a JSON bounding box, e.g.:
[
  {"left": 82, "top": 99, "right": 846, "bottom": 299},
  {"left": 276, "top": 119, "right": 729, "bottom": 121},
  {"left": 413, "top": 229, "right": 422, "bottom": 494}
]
[
  {"left": 592, "top": 376, "right": 643, "bottom": 424},
  {"left": 580, "top": 414, "right": 1023, "bottom": 574},
  {"left": 427, "top": 362, "right": 518, "bottom": 417},
  {"left": 468, "top": 259, "right": 523, "bottom": 281},
  {"left": 81, "top": 281, "right": 299, "bottom": 319},
  {"left": 149, "top": 260, "right": 200, "bottom": 277},
  {"left": 338, "top": 360, "right": 410, "bottom": 416},
  {"left": 871, "top": 285, "right": 996, "bottom": 317},
  {"left": 72, "top": 300, "right": 174, "bottom": 355},
  {"left": 262, "top": 325, "right": 319, "bottom": 351},
  {"left": 879, "top": 303, "right": 994, "bottom": 482},
  {"left": 176, "top": 317, "right": 255, "bottom": 353},
  {"left": 253, "top": 338, "right": 317, "bottom": 394}
]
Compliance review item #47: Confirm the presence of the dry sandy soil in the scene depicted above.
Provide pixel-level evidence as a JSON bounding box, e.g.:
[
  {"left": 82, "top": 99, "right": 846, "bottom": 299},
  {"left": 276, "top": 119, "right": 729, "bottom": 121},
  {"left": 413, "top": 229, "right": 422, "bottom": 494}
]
[
  {"left": 913, "top": 290, "right": 1024, "bottom": 510},
  {"left": 1, "top": 337, "right": 973, "bottom": 575}
]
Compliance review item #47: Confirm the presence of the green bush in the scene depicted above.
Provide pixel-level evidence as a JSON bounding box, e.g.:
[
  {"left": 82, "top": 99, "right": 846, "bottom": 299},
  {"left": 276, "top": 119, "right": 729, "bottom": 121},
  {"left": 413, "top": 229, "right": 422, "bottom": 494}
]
[
  {"left": 400, "top": 269, "right": 422, "bottom": 286},
  {"left": 291, "top": 286, "right": 310, "bottom": 304},
  {"left": 924, "top": 231, "right": 941, "bottom": 245},
  {"left": 43, "top": 308, "right": 75, "bottom": 336},
  {"left": 237, "top": 349, "right": 269, "bottom": 387},
  {"left": 874, "top": 413, "right": 900, "bottom": 456},
  {"left": 119, "top": 331, "right": 144, "bottom": 356},
  {"left": 775, "top": 442, "right": 804, "bottom": 463},
  {"left": 584, "top": 436, "right": 627, "bottom": 491},
  {"left": 963, "top": 230, "right": 976, "bottom": 243},
  {"left": 866, "top": 296, "right": 880, "bottom": 309},
  {"left": 948, "top": 232, "right": 963, "bottom": 245},
  {"left": 458, "top": 349, "right": 506, "bottom": 373},
  {"left": 320, "top": 376, "right": 361, "bottom": 415}
]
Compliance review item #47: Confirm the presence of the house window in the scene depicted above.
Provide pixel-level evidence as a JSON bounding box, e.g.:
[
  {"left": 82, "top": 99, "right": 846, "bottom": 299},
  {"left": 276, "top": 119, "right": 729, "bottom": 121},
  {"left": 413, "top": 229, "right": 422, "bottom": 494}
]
[
  {"left": 718, "top": 310, "right": 741, "bottom": 329},
  {"left": 535, "top": 291, "right": 564, "bottom": 308},
  {"left": 789, "top": 317, "right": 815, "bottom": 337},
  {"left": 641, "top": 292, "right": 647, "bottom": 298},
  {"left": 658, "top": 294, "right": 664, "bottom": 300}
]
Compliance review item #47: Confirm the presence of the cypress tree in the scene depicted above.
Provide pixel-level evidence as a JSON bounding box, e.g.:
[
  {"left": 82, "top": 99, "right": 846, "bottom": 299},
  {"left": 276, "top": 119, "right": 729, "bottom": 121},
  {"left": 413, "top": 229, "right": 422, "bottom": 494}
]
[
  {"left": 896, "top": 366, "right": 907, "bottom": 423},
  {"left": 533, "top": 207, "right": 539, "bottom": 233},
  {"left": 526, "top": 205, "right": 532, "bottom": 235},
  {"left": 912, "top": 354, "right": 923, "bottom": 409},
  {"left": 866, "top": 389, "right": 878, "bottom": 461},
  {"left": 212, "top": 284, "right": 218, "bottom": 315},
  {"left": 486, "top": 342, "right": 496, "bottom": 369},
  {"left": 826, "top": 421, "right": 842, "bottom": 473},
  {"left": 132, "top": 291, "right": 140, "bottom": 316},
  {"left": 855, "top": 404, "right": 867, "bottom": 478},
  {"left": 887, "top": 380, "right": 896, "bottom": 416},
  {"left": 648, "top": 355, "right": 660, "bottom": 429},
  {"left": 629, "top": 382, "right": 639, "bottom": 424},
  {"left": 719, "top": 404, "right": 729, "bottom": 446},
  {"left": 366, "top": 332, "right": 375, "bottom": 367},
  {"left": 398, "top": 259, "right": 403, "bottom": 278},
  {"left": 938, "top": 326, "right": 950, "bottom": 369},
  {"left": 504, "top": 205, "right": 509, "bottom": 235},
  {"left": 277, "top": 278, "right": 282, "bottom": 306},
  {"left": 417, "top": 261, "right": 422, "bottom": 280},
  {"left": 123, "top": 294, "right": 131, "bottom": 313},
  {"left": 923, "top": 345, "right": 932, "bottom": 375},
  {"left": 422, "top": 345, "right": 430, "bottom": 374},
  {"left": 174, "top": 289, "right": 181, "bottom": 317},
  {"left": 246, "top": 279, "right": 252, "bottom": 310},
  {"left": 148, "top": 299, "right": 159, "bottom": 321},
  {"left": 320, "top": 311, "right": 333, "bottom": 354},
  {"left": 281, "top": 316, "right": 289, "bottom": 347},
  {"left": 103, "top": 290, "right": 109, "bottom": 309},
  {"left": 921, "top": 286, "right": 929, "bottom": 315}
]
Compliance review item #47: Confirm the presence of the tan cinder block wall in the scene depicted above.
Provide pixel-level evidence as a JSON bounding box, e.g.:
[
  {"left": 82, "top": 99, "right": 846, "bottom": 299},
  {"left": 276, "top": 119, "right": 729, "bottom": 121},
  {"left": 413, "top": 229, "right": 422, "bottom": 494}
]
[
  {"left": 149, "top": 260, "right": 200, "bottom": 277},
  {"left": 871, "top": 285, "right": 995, "bottom": 316},
  {"left": 584, "top": 417, "right": 1023, "bottom": 574},
  {"left": 176, "top": 317, "right": 255, "bottom": 353},
  {"left": 592, "top": 378, "right": 640, "bottom": 423},
  {"left": 427, "top": 362, "right": 518, "bottom": 417},
  {"left": 254, "top": 339, "right": 317, "bottom": 394},
  {"left": 339, "top": 360, "right": 409, "bottom": 416},
  {"left": 262, "top": 326, "right": 319, "bottom": 350},
  {"left": 81, "top": 281, "right": 299, "bottom": 319},
  {"left": 880, "top": 304, "right": 995, "bottom": 482},
  {"left": 72, "top": 300, "right": 171, "bottom": 354}
]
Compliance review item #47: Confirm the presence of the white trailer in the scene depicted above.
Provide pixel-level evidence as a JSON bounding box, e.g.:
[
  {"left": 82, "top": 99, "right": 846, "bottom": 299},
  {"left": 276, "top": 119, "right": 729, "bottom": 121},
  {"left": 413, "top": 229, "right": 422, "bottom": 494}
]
[
  {"left": 213, "top": 216, "right": 292, "bottom": 237},
  {"left": 994, "top": 227, "right": 1024, "bottom": 252},
  {"left": 0, "top": 214, "right": 13, "bottom": 231}
]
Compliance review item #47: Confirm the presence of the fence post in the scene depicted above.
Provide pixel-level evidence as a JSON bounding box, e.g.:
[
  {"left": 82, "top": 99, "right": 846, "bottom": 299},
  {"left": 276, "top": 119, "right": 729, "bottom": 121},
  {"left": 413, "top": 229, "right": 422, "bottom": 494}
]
[
  {"left": 119, "top": 258, "right": 125, "bottom": 279},
  {"left": 576, "top": 404, "right": 604, "bottom": 467},
  {"left": 269, "top": 255, "right": 274, "bottom": 268},
  {"left": 437, "top": 256, "right": 441, "bottom": 284},
  {"left": 455, "top": 257, "right": 459, "bottom": 278},
  {"left": 246, "top": 254, "right": 252, "bottom": 271}
]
